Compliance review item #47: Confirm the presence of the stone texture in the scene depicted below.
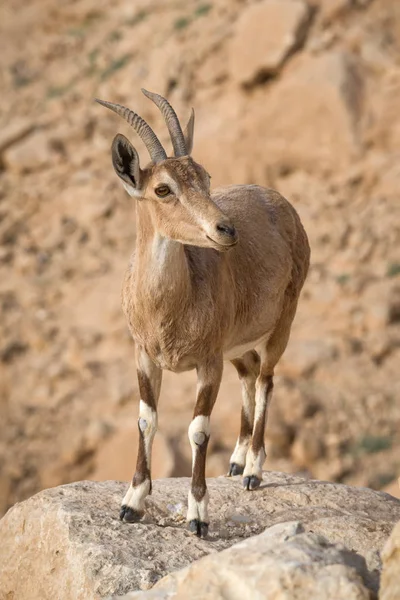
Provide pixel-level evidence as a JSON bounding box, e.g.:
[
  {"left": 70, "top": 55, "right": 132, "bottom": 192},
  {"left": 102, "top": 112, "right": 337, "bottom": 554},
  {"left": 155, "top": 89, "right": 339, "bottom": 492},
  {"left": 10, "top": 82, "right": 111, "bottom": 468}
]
[
  {"left": 245, "top": 50, "right": 364, "bottom": 173},
  {"left": 229, "top": 0, "right": 312, "bottom": 85},
  {"left": 143, "top": 522, "right": 371, "bottom": 600},
  {"left": 1, "top": 473, "right": 400, "bottom": 599},
  {"left": 0, "top": 118, "right": 35, "bottom": 153},
  {"left": 381, "top": 520, "right": 400, "bottom": 600},
  {"left": 3, "top": 129, "right": 55, "bottom": 172},
  {"left": 291, "top": 428, "right": 325, "bottom": 468},
  {"left": 280, "top": 337, "right": 338, "bottom": 377}
]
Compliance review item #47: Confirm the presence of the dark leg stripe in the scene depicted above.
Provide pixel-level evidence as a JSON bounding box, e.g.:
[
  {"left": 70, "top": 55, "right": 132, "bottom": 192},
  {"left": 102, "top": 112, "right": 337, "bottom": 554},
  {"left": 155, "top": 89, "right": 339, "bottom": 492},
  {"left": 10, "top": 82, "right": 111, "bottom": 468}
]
[
  {"left": 137, "top": 370, "right": 156, "bottom": 410},
  {"left": 231, "top": 359, "right": 249, "bottom": 379},
  {"left": 132, "top": 370, "right": 156, "bottom": 490},
  {"left": 193, "top": 384, "right": 216, "bottom": 417},
  {"left": 132, "top": 427, "right": 150, "bottom": 487},
  {"left": 239, "top": 406, "right": 253, "bottom": 442},
  {"left": 191, "top": 435, "right": 210, "bottom": 502}
]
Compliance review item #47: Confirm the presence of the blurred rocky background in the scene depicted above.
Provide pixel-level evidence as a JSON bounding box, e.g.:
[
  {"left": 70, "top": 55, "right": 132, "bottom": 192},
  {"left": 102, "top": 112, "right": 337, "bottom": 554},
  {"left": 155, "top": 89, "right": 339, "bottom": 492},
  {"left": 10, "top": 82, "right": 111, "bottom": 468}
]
[{"left": 0, "top": 0, "right": 399, "bottom": 516}]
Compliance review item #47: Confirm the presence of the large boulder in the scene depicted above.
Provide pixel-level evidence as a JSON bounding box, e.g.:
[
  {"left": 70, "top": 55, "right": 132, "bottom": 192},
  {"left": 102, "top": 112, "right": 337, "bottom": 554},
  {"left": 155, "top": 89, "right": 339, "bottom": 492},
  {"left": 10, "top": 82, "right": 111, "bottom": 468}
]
[
  {"left": 228, "top": 0, "right": 312, "bottom": 85},
  {"left": 124, "top": 521, "right": 371, "bottom": 600},
  {"left": 380, "top": 520, "right": 400, "bottom": 600},
  {"left": 1, "top": 472, "right": 399, "bottom": 599},
  {"left": 245, "top": 50, "right": 364, "bottom": 174}
]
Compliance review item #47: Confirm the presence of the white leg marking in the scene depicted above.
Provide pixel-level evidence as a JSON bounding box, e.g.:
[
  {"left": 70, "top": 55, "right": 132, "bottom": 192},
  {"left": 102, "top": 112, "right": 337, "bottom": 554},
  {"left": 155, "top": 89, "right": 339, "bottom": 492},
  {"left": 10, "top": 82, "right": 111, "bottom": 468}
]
[
  {"left": 139, "top": 400, "right": 157, "bottom": 471},
  {"left": 242, "top": 378, "right": 256, "bottom": 422},
  {"left": 243, "top": 377, "right": 272, "bottom": 478},
  {"left": 121, "top": 400, "right": 157, "bottom": 512},
  {"left": 187, "top": 489, "right": 209, "bottom": 523},
  {"left": 230, "top": 437, "right": 250, "bottom": 466},
  {"left": 243, "top": 447, "right": 266, "bottom": 479},
  {"left": 122, "top": 480, "right": 151, "bottom": 512},
  {"left": 139, "top": 400, "right": 157, "bottom": 430},
  {"left": 230, "top": 374, "right": 255, "bottom": 467},
  {"left": 188, "top": 415, "right": 210, "bottom": 466}
]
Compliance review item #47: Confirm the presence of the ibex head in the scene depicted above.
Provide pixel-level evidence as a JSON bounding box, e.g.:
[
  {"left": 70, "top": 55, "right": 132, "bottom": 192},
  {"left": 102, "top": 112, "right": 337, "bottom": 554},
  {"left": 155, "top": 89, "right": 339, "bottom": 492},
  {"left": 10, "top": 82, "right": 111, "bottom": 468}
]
[{"left": 96, "top": 90, "right": 237, "bottom": 250}]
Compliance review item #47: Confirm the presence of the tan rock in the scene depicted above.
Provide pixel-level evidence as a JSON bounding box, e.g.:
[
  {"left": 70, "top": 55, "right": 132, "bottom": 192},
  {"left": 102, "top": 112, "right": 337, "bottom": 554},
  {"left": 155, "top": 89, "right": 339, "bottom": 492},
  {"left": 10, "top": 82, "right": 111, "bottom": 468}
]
[
  {"left": 3, "top": 129, "right": 55, "bottom": 173},
  {"left": 91, "top": 427, "right": 174, "bottom": 481},
  {"left": 383, "top": 479, "right": 400, "bottom": 500},
  {"left": 205, "top": 449, "right": 231, "bottom": 477},
  {"left": 367, "top": 68, "right": 400, "bottom": 153},
  {"left": 381, "top": 520, "right": 400, "bottom": 600},
  {"left": 1, "top": 473, "right": 400, "bottom": 599},
  {"left": 0, "top": 119, "right": 35, "bottom": 153},
  {"left": 319, "top": 0, "right": 352, "bottom": 26},
  {"left": 291, "top": 428, "right": 324, "bottom": 468},
  {"left": 246, "top": 50, "right": 364, "bottom": 173},
  {"left": 229, "top": 0, "right": 312, "bottom": 85},
  {"left": 266, "top": 419, "right": 294, "bottom": 458},
  {"left": 148, "top": 521, "right": 371, "bottom": 600},
  {"left": 281, "top": 337, "right": 338, "bottom": 377},
  {"left": 362, "top": 280, "right": 397, "bottom": 331}
]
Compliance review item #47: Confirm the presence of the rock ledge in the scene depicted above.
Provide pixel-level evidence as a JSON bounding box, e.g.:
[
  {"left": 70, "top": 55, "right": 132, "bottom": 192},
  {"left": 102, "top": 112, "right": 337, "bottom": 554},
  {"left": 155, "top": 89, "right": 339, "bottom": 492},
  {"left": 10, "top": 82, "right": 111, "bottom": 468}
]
[{"left": 1, "top": 473, "right": 400, "bottom": 599}]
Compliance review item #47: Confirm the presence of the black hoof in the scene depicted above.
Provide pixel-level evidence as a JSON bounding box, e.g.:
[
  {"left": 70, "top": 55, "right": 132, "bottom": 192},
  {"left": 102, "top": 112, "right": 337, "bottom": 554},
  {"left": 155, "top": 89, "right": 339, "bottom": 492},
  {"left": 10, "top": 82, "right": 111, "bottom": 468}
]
[
  {"left": 228, "top": 462, "right": 244, "bottom": 476},
  {"left": 119, "top": 504, "right": 143, "bottom": 523},
  {"left": 188, "top": 519, "right": 209, "bottom": 538},
  {"left": 243, "top": 475, "right": 261, "bottom": 491}
]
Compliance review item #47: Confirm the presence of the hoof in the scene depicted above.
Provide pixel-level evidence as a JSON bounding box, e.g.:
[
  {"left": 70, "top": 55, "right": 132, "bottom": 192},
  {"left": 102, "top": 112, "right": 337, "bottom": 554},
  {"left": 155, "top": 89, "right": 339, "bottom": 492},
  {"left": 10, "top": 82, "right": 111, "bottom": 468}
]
[
  {"left": 243, "top": 475, "right": 261, "bottom": 491},
  {"left": 120, "top": 505, "right": 143, "bottom": 523},
  {"left": 188, "top": 519, "right": 209, "bottom": 539},
  {"left": 228, "top": 462, "right": 244, "bottom": 476}
]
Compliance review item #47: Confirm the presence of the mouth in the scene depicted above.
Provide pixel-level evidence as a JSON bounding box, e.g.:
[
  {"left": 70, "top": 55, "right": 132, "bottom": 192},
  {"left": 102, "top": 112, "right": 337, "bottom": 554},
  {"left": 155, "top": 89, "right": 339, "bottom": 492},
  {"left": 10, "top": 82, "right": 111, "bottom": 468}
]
[{"left": 206, "top": 235, "right": 238, "bottom": 251}]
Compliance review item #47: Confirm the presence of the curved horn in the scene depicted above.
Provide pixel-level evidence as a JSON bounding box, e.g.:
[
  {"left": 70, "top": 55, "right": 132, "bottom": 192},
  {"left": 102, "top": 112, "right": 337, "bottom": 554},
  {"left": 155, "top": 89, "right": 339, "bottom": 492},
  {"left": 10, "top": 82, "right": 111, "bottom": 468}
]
[
  {"left": 95, "top": 98, "right": 167, "bottom": 163},
  {"left": 141, "top": 89, "right": 188, "bottom": 158}
]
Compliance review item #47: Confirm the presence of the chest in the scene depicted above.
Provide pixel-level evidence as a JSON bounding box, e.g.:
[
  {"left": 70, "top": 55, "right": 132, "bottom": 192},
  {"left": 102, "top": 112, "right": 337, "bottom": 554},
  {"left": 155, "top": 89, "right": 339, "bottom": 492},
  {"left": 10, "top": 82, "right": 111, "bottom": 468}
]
[
  {"left": 123, "top": 263, "right": 219, "bottom": 370},
  {"left": 125, "top": 297, "right": 207, "bottom": 371}
]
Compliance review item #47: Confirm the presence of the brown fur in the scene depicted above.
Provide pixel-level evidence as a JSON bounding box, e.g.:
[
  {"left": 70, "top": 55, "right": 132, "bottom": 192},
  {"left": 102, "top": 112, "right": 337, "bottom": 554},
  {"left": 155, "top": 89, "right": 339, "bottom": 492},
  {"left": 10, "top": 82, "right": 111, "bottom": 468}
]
[{"left": 121, "top": 158, "right": 310, "bottom": 372}]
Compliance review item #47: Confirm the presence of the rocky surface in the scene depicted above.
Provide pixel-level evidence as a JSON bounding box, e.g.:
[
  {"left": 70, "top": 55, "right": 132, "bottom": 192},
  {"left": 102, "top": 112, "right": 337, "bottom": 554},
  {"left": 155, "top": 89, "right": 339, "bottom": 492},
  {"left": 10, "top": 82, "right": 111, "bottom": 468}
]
[
  {"left": 133, "top": 522, "right": 372, "bottom": 600},
  {"left": 1, "top": 0, "right": 400, "bottom": 516},
  {"left": 380, "top": 520, "right": 400, "bottom": 600},
  {"left": 1, "top": 473, "right": 400, "bottom": 599},
  {"left": 228, "top": 0, "right": 312, "bottom": 84}
]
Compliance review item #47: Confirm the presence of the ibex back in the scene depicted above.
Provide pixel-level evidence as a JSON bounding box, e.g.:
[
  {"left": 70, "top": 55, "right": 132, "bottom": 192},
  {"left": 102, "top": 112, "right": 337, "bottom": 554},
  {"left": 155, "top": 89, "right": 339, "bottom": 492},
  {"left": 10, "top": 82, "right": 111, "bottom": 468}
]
[{"left": 97, "top": 90, "right": 310, "bottom": 538}]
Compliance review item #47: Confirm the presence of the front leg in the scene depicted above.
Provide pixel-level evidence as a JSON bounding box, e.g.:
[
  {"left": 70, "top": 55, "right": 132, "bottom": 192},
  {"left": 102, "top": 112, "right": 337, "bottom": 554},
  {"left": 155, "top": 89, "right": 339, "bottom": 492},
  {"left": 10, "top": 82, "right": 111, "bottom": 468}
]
[
  {"left": 120, "top": 346, "right": 162, "bottom": 523},
  {"left": 187, "top": 356, "right": 223, "bottom": 538}
]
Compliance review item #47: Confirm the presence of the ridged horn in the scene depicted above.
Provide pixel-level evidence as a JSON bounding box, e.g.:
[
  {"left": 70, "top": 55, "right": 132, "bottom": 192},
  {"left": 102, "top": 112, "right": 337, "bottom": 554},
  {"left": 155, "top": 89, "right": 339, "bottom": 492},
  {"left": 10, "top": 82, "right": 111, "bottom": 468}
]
[
  {"left": 95, "top": 98, "right": 167, "bottom": 163},
  {"left": 141, "top": 89, "right": 188, "bottom": 158}
]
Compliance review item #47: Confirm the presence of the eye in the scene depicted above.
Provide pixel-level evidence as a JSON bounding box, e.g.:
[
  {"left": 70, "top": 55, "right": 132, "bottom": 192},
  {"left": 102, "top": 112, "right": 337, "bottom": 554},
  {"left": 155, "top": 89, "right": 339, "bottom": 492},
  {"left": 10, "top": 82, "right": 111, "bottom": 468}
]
[{"left": 155, "top": 185, "right": 171, "bottom": 198}]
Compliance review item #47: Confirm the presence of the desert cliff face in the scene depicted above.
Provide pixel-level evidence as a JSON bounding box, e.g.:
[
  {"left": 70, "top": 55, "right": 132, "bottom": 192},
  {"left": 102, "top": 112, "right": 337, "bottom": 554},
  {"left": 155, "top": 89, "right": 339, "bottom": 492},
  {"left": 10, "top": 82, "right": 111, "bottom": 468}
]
[{"left": 0, "top": 0, "right": 399, "bottom": 514}]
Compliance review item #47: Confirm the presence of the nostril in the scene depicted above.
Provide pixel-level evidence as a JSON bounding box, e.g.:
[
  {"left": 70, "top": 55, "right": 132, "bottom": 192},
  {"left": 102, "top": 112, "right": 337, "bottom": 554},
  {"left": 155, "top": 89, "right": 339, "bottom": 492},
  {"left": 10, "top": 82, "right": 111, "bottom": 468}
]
[{"left": 216, "top": 223, "right": 236, "bottom": 238}]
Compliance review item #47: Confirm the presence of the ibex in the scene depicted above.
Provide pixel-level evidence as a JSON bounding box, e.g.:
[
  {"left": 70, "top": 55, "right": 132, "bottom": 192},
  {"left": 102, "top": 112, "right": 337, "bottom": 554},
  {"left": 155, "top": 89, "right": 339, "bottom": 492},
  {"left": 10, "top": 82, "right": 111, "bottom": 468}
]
[{"left": 96, "top": 90, "right": 310, "bottom": 538}]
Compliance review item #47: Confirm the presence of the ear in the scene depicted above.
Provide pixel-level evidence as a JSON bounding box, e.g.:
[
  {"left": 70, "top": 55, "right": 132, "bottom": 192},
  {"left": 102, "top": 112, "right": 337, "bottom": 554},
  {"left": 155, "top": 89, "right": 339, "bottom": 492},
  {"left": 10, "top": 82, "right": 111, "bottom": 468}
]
[
  {"left": 184, "top": 109, "right": 195, "bottom": 155},
  {"left": 111, "top": 134, "right": 143, "bottom": 197}
]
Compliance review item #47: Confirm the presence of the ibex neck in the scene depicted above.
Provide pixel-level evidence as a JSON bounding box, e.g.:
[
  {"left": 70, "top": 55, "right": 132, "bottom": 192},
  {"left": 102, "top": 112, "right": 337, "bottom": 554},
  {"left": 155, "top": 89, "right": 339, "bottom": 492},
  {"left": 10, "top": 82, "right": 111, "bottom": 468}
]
[{"left": 134, "top": 203, "right": 191, "bottom": 301}]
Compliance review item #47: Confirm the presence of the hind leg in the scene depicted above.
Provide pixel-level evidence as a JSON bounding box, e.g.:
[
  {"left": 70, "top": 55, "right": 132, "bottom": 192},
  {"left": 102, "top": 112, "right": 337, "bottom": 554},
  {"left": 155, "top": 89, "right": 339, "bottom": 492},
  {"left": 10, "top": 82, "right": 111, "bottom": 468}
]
[
  {"left": 228, "top": 351, "right": 260, "bottom": 477},
  {"left": 243, "top": 300, "right": 299, "bottom": 490},
  {"left": 243, "top": 366, "right": 273, "bottom": 490}
]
